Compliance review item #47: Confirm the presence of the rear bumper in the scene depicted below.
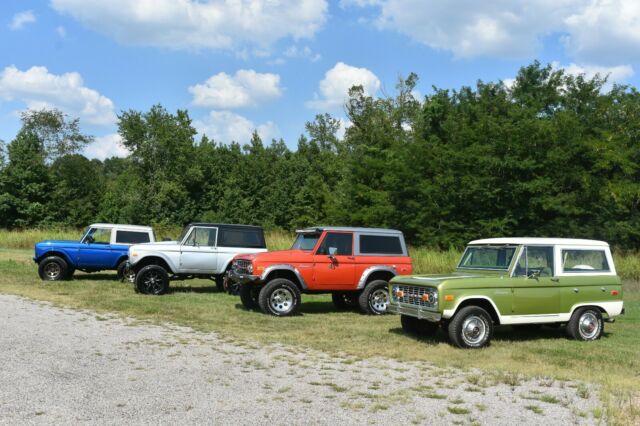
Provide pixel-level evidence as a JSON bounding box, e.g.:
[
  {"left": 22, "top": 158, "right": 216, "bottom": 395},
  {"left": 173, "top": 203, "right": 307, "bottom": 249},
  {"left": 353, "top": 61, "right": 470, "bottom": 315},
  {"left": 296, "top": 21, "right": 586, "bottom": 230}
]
[{"left": 388, "top": 302, "right": 442, "bottom": 323}]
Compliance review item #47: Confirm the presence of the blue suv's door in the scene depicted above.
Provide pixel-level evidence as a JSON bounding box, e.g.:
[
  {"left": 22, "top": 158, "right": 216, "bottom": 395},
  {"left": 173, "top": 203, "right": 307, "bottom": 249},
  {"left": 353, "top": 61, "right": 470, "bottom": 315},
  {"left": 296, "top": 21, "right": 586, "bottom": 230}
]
[{"left": 78, "top": 227, "right": 118, "bottom": 268}]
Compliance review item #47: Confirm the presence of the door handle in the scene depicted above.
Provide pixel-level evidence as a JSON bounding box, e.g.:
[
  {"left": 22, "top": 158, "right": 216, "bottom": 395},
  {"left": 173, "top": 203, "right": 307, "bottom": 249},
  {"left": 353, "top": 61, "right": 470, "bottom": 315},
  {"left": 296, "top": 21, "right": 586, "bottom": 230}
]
[
  {"left": 551, "top": 278, "right": 559, "bottom": 282},
  {"left": 347, "top": 256, "right": 355, "bottom": 260}
]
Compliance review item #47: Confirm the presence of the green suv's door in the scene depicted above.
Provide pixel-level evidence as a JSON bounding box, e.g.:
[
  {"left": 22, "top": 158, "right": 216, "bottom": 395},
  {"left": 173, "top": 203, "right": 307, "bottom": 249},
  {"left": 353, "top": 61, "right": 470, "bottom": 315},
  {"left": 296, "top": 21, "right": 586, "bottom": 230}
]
[{"left": 510, "top": 246, "right": 560, "bottom": 315}]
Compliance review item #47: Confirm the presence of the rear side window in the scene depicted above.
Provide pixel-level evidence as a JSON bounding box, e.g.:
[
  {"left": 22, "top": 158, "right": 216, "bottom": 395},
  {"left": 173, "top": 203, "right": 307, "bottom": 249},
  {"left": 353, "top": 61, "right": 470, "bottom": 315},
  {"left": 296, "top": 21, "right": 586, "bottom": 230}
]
[
  {"left": 562, "top": 250, "right": 610, "bottom": 272},
  {"left": 218, "top": 228, "right": 266, "bottom": 248},
  {"left": 115, "top": 230, "right": 150, "bottom": 244},
  {"left": 359, "top": 235, "right": 404, "bottom": 255}
]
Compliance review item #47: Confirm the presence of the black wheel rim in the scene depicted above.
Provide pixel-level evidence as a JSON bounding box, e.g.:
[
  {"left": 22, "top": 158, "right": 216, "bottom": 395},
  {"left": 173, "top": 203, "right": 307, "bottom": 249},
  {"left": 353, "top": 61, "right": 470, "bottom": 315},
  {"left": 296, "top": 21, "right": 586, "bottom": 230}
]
[
  {"left": 141, "top": 270, "right": 164, "bottom": 294},
  {"left": 44, "top": 262, "right": 61, "bottom": 280}
]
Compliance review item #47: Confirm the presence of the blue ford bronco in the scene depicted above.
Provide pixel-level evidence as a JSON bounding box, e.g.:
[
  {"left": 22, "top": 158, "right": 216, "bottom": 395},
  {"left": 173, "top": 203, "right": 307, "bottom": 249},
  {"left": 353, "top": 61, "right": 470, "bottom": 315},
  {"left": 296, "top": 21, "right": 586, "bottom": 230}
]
[{"left": 34, "top": 223, "right": 155, "bottom": 281}]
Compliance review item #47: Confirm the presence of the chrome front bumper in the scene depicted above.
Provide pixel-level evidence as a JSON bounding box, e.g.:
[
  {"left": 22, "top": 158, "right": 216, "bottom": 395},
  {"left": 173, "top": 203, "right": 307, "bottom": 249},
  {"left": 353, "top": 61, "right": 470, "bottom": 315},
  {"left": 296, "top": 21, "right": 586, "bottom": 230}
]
[{"left": 388, "top": 302, "right": 442, "bottom": 323}]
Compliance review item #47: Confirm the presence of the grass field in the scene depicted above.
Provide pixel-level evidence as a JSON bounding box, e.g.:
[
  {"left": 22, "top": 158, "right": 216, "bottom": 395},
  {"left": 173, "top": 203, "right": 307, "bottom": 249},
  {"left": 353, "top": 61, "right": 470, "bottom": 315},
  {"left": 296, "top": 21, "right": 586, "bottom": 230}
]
[{"left": 0, "top": 229, "right": 638, "bottom": 424}]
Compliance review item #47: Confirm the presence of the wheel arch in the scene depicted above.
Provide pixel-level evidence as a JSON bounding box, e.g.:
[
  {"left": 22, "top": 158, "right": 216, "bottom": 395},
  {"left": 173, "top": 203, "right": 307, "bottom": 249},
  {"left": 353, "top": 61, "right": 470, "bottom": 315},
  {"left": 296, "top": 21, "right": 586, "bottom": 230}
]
[
  {"left": 261, "top": 265, "right": 307, "bottom": 290},
  {"left": 356, "top": 266, "right": 396, "bottom": 289},
  {"left": 132, "top": 255, "right": 173, "bottom": 274},
  {"left": 38, "top": 250, "right": 72, "bottom": 266},
  {"left": 448, "top": 297, "right": 502, "bottom": 325}
]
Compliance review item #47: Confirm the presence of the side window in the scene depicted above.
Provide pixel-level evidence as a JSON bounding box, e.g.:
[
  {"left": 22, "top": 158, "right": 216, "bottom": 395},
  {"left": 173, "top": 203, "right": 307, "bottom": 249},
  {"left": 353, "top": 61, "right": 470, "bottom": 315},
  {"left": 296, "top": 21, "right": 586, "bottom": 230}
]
[
  {"left": 218, "top": 228, "right": 266, "bottom": 248},
  {"left": 115, "top": 230, "right": 150, "bottom": 244},
  {"left": 317, "top": 233, "right": 353, "bottom": 256},
  {"left": 84, "top": 228, "right": 111, "bottom": 244},
  {"left": 562, "top": 250, "right": 610, "bottom": 272},
  {"left": 184, "top": 227, "right": 217, "bottom": 247},
  {"left": 359, "top": 235, "right": 403, "bottom": 255},
  {"left": 514, "top": 246, "right": 554, "bottom": 277}
]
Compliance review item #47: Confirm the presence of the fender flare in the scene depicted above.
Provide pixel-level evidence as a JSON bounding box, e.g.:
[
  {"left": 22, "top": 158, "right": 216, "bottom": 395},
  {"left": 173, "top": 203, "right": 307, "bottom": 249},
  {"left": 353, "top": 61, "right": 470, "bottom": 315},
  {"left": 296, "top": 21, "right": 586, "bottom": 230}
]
[
  {"left": 260, "top": 264, "right": 309, "bottom": 290},
  {"left": 442, "top": 295, "right": 504, "bottom": 322},
  {"left": 356, "top": 266, "right": 397, "bottom": 289}
]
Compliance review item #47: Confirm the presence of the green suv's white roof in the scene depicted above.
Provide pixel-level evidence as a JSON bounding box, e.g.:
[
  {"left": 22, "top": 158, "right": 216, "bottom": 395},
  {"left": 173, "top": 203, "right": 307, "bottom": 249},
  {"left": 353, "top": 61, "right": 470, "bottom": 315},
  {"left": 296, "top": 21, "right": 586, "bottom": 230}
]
[{"left": 469, "top": 237, "right": 609, "bottom": 247}]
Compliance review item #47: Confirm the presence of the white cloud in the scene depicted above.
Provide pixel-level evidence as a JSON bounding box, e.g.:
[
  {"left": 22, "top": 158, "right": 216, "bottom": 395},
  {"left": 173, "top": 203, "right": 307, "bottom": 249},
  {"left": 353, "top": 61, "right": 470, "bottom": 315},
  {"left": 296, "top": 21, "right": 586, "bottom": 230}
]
[
  {"left": 9, "top": 10, "right": 36, "bottom": 30},
  {"left": 345, "top": 0, "right": 640, "bottom": 64},
  {"left": 194, "top": 111, "right": 279, "bottom": 144},
  {"left": 564, "top": 0, "right": 640, "bottom": 64},
  {"left": 307, "top": 62, "right": 380, "bottom": 110},
  {"left": 0, "top": 65, "right": 116, "bottom": 126},
  {"left": 50, "top": 0, "right": 328, "bottom": 52},
  {"left": 84, "top": 133, "right": 128, "bottom": 160},
  {"left": 189, "top": 70, "right": 282, "bottom": 109},
  {"left": 283, "top": 45, "right": 321, "bottom": 62},
  {"left": 56, "top": 26, "right": 67, "bottom": 38},
  {"left": 559, "top": 62, "right": 634, "bottom": 83}
]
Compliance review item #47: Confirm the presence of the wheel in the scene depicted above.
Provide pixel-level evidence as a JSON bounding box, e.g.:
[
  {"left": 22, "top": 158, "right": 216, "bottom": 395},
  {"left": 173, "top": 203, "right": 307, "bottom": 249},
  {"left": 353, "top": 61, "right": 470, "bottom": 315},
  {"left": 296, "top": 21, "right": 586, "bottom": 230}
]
[
  {"left": 332, "top": 292, "right": 359, "bottom": 310},
  {"left": 117, "top": 260, "right": 135, "bottom": 283},
  {"left": 400, "top": 315, "right": 439, "bottom": 336},
  {"left": 447, "top": 306, "right": 494, "bottom": 349},
  {"left": 566, "top": 307, "right": 603, "bottom": 341},
  {"left": 38, "top": 256, "right": 68, "bottom": 281},
  {"left": 358, "top": 280, "right": 390, "bottom": 315},
  {"left": 135, "top": 265, "right": 169, "bottom": 295},
  {"left": 239, "top": 284, "right": 261, "bottom": 310},
  {"left": 215, "top": 275, "right": 225, "bottom": 292},
  {"left": 258, "top": 279, "right": 301, "bottom": 317}
]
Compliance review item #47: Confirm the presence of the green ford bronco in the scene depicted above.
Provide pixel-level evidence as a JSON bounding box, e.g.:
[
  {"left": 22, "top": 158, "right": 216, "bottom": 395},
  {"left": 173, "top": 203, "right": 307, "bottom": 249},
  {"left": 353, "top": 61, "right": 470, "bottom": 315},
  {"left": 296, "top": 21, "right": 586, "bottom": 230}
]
[{"left": 389, "top": 238, "right": 624, "bottom": 348}]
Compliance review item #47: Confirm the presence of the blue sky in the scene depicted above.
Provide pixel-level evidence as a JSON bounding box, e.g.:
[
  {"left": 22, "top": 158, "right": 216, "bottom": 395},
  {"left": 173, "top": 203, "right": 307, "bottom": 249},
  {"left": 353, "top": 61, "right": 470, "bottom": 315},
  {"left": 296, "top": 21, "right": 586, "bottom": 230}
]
[{"left": 1, "top": 0, "right": 639, "bottom": 159}]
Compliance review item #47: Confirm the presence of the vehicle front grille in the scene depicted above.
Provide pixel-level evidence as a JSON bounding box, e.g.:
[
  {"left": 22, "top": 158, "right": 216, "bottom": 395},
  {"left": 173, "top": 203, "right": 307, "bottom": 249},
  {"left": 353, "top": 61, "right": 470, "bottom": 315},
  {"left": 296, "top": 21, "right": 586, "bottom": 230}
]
[
  {"left": 232, "top": 259, "right": 252, "bottom": 274},
  {"left": 391, "top": 284, "right": 438, "bottom": 309}
]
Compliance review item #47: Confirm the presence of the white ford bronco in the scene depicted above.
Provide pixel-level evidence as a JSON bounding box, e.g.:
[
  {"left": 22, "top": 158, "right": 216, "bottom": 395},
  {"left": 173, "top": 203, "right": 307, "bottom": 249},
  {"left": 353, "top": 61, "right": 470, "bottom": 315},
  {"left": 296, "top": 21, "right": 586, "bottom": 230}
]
[{"left": 128, "top": 223, "right": 267, "bottom": 294}]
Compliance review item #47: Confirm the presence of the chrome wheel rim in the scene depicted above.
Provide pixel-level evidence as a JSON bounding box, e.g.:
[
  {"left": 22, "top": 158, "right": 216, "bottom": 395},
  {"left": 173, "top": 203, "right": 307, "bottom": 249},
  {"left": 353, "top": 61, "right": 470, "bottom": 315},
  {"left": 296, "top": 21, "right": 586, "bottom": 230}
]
[
  {"left": 578, "top": 312, "right": 600, "bottom": 339},
  {"left": 142, "top": 270, "right": 163, "bottom": 294},
  {"left": 44, "top": 262, "right": 61, "bottom": 280},
  {"left": 125, "top": 269, "right": 136, "bottom": 283},
  {"left": 270, "top": 288, "right": 294, "bottom": 313},
  {"left": 370, "top": 288, "right": 389, "bottom": 313},
  {"left": 461, "top": 315, "right": 487, "bottom": 346}
]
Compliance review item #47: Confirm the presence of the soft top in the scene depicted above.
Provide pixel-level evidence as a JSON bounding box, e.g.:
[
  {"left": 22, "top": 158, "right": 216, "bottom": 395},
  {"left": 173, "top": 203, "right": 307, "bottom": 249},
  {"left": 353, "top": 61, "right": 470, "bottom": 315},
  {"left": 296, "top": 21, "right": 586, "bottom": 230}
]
[
  {"left": 296, "top": 226, "right": 403, "bottom": 235},
  {"left": 469, "top": 237, "right": 609, "bottom": 247}
]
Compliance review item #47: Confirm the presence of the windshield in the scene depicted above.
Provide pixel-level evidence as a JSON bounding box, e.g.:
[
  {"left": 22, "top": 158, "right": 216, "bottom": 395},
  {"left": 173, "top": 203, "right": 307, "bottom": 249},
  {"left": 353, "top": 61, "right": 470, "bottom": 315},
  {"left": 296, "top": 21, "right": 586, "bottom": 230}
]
[
  {"left": 458, "top": 245, "right": 517, "bottom": 270},
  {"left": 291, "top": 233, "right": 321, "bottom": 250},
  {"left": 80, "top": 226, "right": 91, "bottom": 242},
  {"left": 177, "top": 226, "right": 191, "bottom": 243}
]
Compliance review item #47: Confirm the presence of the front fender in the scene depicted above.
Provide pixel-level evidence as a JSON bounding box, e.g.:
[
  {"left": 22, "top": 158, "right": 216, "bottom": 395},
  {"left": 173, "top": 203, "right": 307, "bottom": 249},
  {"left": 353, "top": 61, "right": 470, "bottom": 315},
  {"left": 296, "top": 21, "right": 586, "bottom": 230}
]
[{"left": 131, "top": 252, "right": 178, "bottom": 273}]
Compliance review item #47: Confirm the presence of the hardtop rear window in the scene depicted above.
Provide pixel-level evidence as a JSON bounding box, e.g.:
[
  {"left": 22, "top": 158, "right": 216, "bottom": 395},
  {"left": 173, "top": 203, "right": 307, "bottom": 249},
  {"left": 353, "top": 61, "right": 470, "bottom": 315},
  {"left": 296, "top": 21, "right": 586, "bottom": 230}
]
[
  {"left": 218, "top": 228, "right": 266, "bottom": 248},
  {"left": 359, "top": 234, "right": 403, "bottom": 255},
  {"left": 115, "top": 230, "right": 150, "bottom": 244},
  {"left": 562, "top": 249, "right": 610, "bottom": 273}
]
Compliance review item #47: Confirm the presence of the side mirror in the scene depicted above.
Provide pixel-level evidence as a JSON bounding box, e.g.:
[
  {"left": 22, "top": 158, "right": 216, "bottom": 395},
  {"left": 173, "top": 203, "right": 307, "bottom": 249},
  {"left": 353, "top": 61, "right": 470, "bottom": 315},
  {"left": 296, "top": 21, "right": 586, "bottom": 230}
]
[{"left": 328, "top": 247, "right": 338, "bottom": 258}]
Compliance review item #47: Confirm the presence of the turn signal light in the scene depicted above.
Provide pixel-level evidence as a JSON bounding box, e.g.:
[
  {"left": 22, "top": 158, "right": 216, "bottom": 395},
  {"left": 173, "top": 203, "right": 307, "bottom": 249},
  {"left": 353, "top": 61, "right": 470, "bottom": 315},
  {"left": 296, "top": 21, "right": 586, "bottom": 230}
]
[
  {"left": 421, "top": 293, "right": 430, "bottom": 303},
  {"left": 445, "top": 295, "right": 455, "bottom": 301},
  {"left": 397, "top": 290, "right": 405, "bottom": 298},
  {"left": 611, "top": 290, "right": 619, "bottom": 296}
]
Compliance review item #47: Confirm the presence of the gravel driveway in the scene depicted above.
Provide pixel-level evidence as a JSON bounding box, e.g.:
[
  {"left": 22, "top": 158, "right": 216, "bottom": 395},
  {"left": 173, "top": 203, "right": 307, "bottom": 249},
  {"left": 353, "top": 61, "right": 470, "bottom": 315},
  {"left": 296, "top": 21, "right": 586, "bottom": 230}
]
[{"left": 0, "top": 294, "right": 600, "bottom": 425}]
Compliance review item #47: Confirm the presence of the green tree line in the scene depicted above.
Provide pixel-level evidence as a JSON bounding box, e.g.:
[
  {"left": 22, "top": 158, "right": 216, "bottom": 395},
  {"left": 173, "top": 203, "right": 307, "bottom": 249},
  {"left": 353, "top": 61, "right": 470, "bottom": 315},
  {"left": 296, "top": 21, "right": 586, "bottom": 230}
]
[{"left": 1, "top": 62, "right": 639, "bottom": 248}]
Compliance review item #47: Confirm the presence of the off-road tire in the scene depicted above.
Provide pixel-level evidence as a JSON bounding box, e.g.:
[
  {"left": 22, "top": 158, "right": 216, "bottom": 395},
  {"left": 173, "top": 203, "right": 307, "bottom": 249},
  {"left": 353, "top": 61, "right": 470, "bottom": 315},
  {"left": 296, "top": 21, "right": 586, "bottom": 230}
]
[
  {"left": 116, "top": 260, "right": 134, "bottom": 282},
  {"left": 240, "top": 284, "right": 261, "bottom": 311},
  {"left": 332, "top": 292, "right": 359, "bottom": 310},
  {"left": 447, "top": 306, "right": 494, "bottom": 349},
  {"left": 215, "top": 275, "right": 225, "bottom": 292},
  {"left": 358, "top": 280, "right": 390, "bottom": 315},
  {"left": 258, "top": 279, "right": 301, "bottom": 317},
  {"left": 400, "top": 315, "right": 439, "bottom": 336},
  {"left": 135, "top": 265, "right": 169, "bottom": 295},
  {"left": 566, "top": 307, "right": 604, "bottom": 341},
  {"left": 38, "top": 256, "right": 68, "bottom": 281}
]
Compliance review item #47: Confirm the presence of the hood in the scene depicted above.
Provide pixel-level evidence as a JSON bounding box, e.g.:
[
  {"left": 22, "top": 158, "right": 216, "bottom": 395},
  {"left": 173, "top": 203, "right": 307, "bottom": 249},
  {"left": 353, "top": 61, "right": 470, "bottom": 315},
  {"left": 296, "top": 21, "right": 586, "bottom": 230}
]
[
  {"left": 391, "top": 271, "right": 506, "bottom": 287},
  {"left": 235, "top": 249, "right": 313, "bottom": 263}
]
